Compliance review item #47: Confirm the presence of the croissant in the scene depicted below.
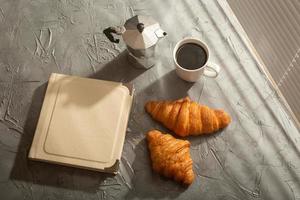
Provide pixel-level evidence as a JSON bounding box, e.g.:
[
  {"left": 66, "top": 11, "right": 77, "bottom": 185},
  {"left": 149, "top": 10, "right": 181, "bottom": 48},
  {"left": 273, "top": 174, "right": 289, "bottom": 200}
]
[
  {"left": 147, "top": 130, "right": 194, "bottom": 185},
  {"left": 145, "top": 97, "right": 231, "bottom": 137}
]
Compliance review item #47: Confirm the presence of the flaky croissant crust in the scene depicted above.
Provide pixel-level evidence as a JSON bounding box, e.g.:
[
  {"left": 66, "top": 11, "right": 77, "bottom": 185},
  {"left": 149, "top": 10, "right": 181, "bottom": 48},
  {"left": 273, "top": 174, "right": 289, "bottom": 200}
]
[
  {"left": 145, "top": 97, "right": 231, "bottom": 137},
  {"left": 147, "top": 130, "right": 195, "bottom": 185}
]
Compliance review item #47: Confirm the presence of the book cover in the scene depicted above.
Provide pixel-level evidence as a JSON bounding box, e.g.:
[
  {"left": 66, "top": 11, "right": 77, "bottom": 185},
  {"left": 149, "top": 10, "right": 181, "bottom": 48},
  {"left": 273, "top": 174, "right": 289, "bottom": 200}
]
[{"left": 29, "top": 73, "right": 133, "bottom": 173}]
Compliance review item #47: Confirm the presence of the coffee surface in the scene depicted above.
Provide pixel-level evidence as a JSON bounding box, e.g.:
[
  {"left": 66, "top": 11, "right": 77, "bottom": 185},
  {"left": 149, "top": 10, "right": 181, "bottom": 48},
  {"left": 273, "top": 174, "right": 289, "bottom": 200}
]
[{"left": 176, "top": 43, "right": 207, "bottom": 70}]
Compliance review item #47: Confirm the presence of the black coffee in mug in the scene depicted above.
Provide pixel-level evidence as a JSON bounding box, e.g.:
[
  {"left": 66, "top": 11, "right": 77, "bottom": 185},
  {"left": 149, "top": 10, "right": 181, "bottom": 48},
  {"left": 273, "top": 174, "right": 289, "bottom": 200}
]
[{"left": 176, "top": 43, "right": 207, "bottom": 70}]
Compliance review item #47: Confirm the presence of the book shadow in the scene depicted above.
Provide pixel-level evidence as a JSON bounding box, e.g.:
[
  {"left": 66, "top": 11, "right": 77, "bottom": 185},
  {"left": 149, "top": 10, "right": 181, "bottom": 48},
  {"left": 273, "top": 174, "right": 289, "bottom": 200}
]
[
  {"left": 9, "top": 84, "right": 115, "bottom": 193},
  {"left": 8, "top": 51, "right": 147, "bottom": 193}
]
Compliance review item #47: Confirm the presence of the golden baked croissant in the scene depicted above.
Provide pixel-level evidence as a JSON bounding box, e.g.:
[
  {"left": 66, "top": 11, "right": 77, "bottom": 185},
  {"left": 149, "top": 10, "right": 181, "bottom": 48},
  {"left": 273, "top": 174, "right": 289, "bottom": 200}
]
[
  {"left": 147, "top": 130, "right": 194, "bottom": 185},
  {"left": 145, "top": 97, "right": 231, "bottom": 137}
]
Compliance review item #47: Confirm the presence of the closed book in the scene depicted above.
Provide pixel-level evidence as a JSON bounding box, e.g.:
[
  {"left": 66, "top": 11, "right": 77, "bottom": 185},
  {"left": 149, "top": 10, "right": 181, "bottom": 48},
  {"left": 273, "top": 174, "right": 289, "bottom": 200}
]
[{"left": 29, "top": 73, "right": 133, "bottom": 173}]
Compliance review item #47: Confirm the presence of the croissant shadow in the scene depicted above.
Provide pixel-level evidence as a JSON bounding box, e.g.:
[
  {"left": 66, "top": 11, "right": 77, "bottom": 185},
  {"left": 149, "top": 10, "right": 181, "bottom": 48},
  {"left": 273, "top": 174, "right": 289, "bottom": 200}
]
[{"left": 125, "top": 138, "right": 188, "bottom": 199}]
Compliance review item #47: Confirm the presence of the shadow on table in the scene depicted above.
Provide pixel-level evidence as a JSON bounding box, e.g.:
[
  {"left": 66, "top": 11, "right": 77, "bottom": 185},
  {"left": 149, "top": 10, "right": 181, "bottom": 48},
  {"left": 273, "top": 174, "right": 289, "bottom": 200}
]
[
  {"left": 9, "top": 51, "right": 147, "bottom": 192},
  {"left": 90, "top": 50, "right": 146, "bottom": 82},
  {"left": 8, "top": 52, "right": 199, "bottom": 193},
  {"left": 125, "top": 139, "right": 187, "bottom": 199}
]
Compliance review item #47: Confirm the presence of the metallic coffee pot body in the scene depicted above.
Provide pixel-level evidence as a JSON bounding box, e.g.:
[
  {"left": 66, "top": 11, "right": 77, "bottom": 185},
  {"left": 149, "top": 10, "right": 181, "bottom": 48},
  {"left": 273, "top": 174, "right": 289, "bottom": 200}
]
[{"left": 104, "top": 15, "right": 167, "bottom": 69}]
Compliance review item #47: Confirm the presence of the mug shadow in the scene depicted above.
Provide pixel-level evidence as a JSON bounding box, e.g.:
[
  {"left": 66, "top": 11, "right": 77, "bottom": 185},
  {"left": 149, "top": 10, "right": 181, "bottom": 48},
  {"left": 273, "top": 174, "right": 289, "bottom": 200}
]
[
  {"left": 128, "top": 70, "right": 200, "bottom": 137},
  {"left": 135, "top": 70, "right": 199, "bottom": 101}
]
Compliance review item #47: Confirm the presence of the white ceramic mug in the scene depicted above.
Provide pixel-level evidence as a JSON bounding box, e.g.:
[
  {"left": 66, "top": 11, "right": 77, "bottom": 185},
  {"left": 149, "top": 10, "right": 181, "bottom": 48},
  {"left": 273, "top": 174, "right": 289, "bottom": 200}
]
[{"left": 173, "top": 37, "right": 220, "bottom": 82}]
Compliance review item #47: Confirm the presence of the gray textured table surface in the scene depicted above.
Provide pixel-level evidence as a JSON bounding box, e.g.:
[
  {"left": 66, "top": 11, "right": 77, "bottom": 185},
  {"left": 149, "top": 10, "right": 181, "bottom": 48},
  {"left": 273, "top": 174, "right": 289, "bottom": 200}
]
[{"left": 1, "top": 0, "right": 300, "bottom": 199}]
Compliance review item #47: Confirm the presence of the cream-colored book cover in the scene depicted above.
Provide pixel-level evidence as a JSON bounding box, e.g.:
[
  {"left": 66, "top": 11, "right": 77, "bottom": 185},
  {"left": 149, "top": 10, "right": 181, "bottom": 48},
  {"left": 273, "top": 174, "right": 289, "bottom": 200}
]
[{"left": 29, "top": 73, "right": 133, "bottom": 173}]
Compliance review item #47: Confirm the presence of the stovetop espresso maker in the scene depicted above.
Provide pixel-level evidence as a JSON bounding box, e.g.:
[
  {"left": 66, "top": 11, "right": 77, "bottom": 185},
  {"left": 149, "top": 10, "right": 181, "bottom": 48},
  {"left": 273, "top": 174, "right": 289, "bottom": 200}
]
[{"left": 104, "top": 15, "right": 167, "bottom": 69}]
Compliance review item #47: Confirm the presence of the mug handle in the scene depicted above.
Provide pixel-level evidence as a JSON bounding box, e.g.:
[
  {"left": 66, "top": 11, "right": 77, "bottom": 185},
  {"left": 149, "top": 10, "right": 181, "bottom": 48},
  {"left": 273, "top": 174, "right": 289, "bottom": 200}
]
[{"left": 203, "top": 62, "right": 220, "bottom": 78}]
